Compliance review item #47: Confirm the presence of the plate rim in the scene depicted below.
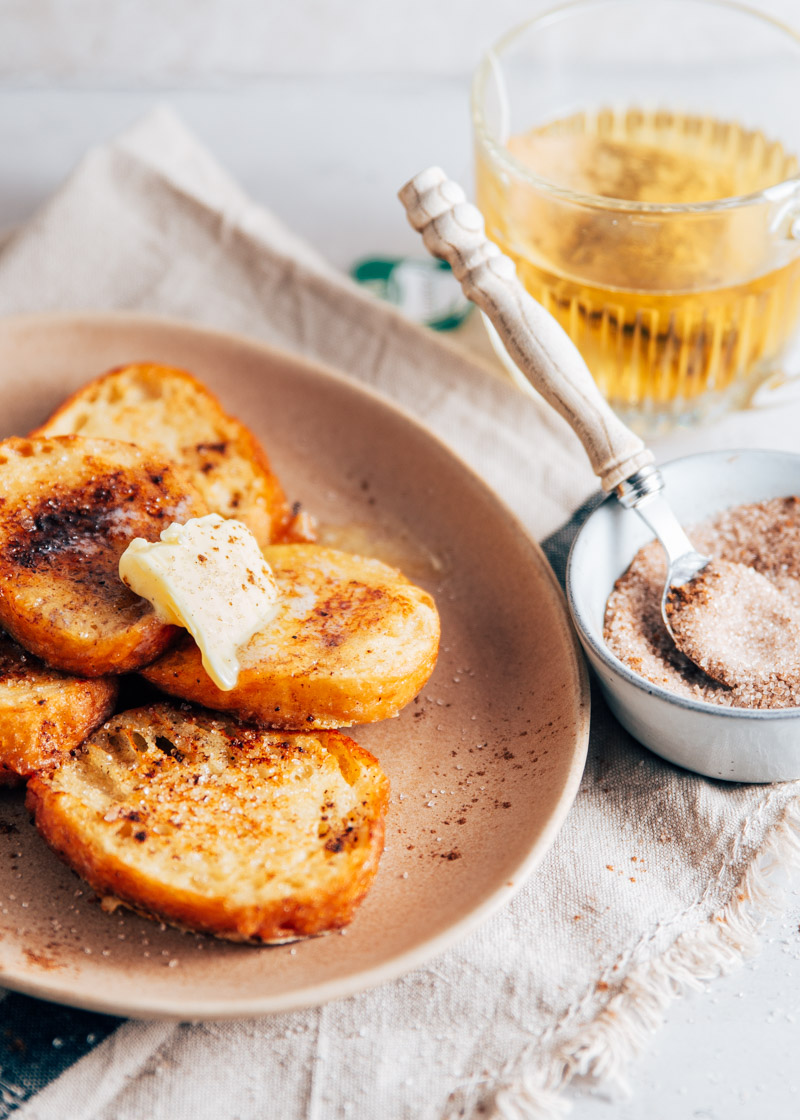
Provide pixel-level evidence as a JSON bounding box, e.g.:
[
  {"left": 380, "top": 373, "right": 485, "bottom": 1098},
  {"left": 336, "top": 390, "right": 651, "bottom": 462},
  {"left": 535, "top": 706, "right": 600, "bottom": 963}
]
[{"left": 0, "top": 309, "right": 590, "bottom": 1019}]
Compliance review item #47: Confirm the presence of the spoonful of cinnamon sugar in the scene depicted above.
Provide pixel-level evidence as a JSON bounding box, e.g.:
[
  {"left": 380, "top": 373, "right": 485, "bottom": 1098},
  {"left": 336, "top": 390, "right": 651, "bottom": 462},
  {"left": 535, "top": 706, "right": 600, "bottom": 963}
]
[
  {"left": 399, "top": 168, "right": 800, "bottom": 700},
  {"left": 664, "top": 559, "right": 800, "bottom": 699},
  {"left": 623, "top": 484, "right": 800, "bottom": 695}
]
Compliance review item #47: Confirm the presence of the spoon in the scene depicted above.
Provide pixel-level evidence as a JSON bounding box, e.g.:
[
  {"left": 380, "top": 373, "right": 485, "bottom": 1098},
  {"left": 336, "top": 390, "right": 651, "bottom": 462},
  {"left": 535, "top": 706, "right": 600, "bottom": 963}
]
[{"left": 398, "top": 167, "right": 799, "bottom": 692}]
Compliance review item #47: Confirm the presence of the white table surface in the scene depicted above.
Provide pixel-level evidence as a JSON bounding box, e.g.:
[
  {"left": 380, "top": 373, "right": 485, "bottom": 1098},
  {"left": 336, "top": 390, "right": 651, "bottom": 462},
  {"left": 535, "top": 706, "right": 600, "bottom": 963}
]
[{"left": 3, "top": 79, "right": 800, "bottom": 1120}]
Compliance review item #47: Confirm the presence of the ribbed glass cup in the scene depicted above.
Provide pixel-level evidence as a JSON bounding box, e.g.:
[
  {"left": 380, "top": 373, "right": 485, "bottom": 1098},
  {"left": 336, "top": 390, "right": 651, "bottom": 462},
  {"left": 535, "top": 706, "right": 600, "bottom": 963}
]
[{"left": 472, "top": 0, "right": 800, "bottom": 434}]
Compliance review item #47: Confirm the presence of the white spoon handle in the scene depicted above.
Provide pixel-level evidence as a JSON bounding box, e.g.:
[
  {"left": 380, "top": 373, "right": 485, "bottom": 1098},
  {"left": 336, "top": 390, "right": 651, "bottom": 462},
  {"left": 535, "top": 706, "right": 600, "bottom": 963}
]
[{"left": 398, "top": 166, "right": 654, "bottom": 492}]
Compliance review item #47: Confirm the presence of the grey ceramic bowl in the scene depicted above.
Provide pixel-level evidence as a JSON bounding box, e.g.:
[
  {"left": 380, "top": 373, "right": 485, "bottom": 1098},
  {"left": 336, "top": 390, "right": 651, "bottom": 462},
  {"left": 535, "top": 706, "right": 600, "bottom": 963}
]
[{"left": 567, "top": 449, "right": 800, "bottom": 783}]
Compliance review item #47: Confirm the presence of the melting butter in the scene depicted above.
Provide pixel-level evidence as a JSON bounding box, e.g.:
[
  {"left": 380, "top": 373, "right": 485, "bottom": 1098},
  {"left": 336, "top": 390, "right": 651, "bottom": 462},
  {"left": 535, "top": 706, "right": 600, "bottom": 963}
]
[{"left": 119, "top": 514, "right": 278, "bottom": 691}]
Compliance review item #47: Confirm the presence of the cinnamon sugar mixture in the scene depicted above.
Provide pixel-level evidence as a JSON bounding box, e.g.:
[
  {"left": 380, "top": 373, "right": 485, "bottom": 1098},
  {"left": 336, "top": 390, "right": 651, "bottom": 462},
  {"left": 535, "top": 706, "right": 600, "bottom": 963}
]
[{"left": 604, "top": 497, "right": 800, "bottom": 709}]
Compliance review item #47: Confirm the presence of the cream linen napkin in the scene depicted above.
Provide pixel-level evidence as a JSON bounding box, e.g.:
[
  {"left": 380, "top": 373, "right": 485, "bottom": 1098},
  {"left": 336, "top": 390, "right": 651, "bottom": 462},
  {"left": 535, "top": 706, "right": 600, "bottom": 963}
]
[{"left": 3, "top": 108, "right": 800, "bottom": 1120}]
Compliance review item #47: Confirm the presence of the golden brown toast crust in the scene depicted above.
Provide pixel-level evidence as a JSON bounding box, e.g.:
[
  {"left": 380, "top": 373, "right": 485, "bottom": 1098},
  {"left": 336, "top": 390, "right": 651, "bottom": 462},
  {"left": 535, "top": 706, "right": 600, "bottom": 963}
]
[
  {"left": 141, "top": 545, "right": 441, "bottom": 727},
  {"left": 0, "top": 436, "right": 207, "bottom": 675},
  {"left": 0, "top": 633, "right": 118, "bottom": 780},
  {"left": 27, "top": 704, "right": 389, "bottom": 943},
  {"left": 32, "top": 362, "right": 303, "bottom": 545}
]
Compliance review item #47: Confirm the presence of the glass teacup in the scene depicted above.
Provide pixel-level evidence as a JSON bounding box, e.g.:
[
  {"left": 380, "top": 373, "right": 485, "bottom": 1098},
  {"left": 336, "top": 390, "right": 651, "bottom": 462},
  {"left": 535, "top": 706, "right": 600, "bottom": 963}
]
[{"left": 472, "top": 0, "right": 800, "bottom": 434}]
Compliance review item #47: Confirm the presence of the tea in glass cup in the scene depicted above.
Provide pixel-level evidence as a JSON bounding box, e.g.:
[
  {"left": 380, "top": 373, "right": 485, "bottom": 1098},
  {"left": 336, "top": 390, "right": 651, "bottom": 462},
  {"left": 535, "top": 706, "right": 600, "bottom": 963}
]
[{"left": 473, "top": 0, "right": 800, "bottom": 433}]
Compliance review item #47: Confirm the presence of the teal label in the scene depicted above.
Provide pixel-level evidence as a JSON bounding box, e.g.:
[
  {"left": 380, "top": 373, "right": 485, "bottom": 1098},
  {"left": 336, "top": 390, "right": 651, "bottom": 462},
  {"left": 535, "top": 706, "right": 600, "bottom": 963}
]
[{"left": 351, "top": 257, "right": 472, "bottom": 331}]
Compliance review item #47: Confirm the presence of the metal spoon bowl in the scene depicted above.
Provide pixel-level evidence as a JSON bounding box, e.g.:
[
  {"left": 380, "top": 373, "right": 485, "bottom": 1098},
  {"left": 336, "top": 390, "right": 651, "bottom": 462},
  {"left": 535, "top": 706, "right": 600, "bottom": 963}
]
[{"left": 614, "top": 464, "right": 712, "bottom": 648}]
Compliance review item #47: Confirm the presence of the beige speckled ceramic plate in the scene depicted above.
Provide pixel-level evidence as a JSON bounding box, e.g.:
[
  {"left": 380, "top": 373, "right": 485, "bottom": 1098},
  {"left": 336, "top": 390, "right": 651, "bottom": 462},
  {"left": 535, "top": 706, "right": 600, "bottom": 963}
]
[{"left": 0, "top": 313, "right": 589, "bottom": 1019}]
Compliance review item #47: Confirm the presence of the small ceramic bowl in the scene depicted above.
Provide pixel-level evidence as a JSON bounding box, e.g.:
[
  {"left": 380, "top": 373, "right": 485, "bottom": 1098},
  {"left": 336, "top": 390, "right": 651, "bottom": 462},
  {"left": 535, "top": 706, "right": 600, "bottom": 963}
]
[{"left": 567, "top": 449, "right": 800, "bottom": 783}]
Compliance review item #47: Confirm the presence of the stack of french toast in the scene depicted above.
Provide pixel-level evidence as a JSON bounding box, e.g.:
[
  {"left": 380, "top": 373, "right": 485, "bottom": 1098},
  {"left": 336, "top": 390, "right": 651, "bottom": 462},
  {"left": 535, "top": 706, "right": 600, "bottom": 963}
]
[{"left": 0, "top": 363, "right": 440, "bottom": 944}]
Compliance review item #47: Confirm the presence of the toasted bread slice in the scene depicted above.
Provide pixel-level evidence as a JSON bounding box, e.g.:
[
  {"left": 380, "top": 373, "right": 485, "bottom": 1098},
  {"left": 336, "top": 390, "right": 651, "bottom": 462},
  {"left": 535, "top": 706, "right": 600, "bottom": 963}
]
[
  {"left": 0, "top": 632, "right": 118, "bottom": 782},
  {"left": 32, "top": 362, "right": 305, "bottom": 545},
  {"left": 141, "top": 545, "right": 440, "bottom": 727},
  {"left": 0, "top": 436, "right": 208, "bottom": 676},
  {"left": 26, "top": 703, "right": 389, "bottom": 942}
]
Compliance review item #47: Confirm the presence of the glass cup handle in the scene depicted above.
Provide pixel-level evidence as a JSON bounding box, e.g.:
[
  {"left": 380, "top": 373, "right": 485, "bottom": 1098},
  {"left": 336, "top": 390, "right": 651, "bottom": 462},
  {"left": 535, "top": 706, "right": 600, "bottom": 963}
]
[
  {"left": 749, "top": 192, "right": 800, "bottom": 408},
  {"left": 769, "top": 188, "right": 800, "bottom": 242}
]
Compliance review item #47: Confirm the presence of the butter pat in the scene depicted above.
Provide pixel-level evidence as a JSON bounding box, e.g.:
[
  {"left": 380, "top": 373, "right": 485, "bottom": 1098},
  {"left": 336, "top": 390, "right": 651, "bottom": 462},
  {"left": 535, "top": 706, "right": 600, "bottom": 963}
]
[{"left": 119, "top": 514, "right": 279, "bottom": 691}]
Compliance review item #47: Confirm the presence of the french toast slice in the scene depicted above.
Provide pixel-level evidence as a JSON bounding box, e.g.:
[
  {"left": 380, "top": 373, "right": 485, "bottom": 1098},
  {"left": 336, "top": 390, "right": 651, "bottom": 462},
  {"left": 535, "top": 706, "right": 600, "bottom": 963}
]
[
  {"left": 0, "top": 436, "right": 208, "bottom": 676},
  {"left": 32, "top": 362, "right": 306, "bottom": 545},
  {"left": 0, "top": 632, "right": 118, "bottom": 783},
  {"left": 141, "top": 545, "right": 440, "bottom": 727},
  {"left": 26, "top": 703, "right": 389, "bottom": 943}
]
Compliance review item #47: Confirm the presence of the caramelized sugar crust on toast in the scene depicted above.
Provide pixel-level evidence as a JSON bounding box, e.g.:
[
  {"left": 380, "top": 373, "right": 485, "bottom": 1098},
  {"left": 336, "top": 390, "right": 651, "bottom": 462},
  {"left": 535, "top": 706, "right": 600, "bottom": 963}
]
[
  {"left": 27, "top": 703, "right": 390, "bottom": 943},
  {"left": 32, "top": 362, "right": 305, "bottom": 545},
  {"left": 0, "top": 436, "right": 208, "bottom": 676},
  {"left": 0, "top": 632, "right": 118, "bottom": 783},
  {"left": 140, "top": 545, "right": 441, "bottom": 728}
]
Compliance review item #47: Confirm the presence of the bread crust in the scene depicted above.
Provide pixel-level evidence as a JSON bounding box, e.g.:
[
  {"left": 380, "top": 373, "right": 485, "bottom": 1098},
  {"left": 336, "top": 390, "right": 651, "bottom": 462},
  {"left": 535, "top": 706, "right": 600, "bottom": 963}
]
[
  {"left": 0, "top": 633, "right": 118, "bottom": 779},
  {"left": 0, "top": 436, "right": 208, "bottom": 675},
  {"left": 27, "top": 704, "right": 389, "bottom": 943},
  {"left": 32, "top": 362, "right": 302, "bottom": 545},
  {"left": 140, "top": 545, "right": 440, "bottom": 727}
]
